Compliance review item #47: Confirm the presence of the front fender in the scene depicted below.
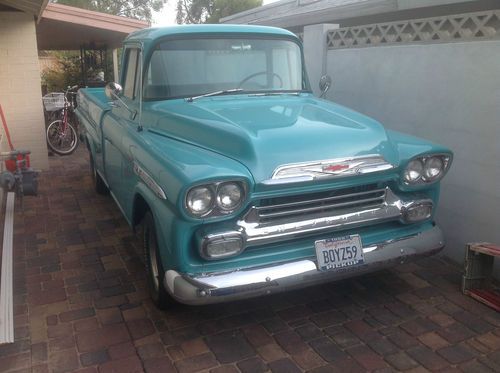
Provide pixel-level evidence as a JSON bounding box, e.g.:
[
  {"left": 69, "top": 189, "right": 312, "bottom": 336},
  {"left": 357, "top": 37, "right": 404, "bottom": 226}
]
[
  {"left": 127, "top": 131, "right": 255, "bottom": 273},
  {"left": 132, "top": 182, "right": 201, "bottom": 273},
  {"left": 134, "top": 131, "right": 254, "bottom": 221}
]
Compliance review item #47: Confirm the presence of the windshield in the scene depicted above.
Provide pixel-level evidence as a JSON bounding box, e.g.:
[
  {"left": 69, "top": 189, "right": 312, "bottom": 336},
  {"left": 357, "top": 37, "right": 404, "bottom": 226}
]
[{"left": 144, "top": 37, "right": 306, "bottom": 100}]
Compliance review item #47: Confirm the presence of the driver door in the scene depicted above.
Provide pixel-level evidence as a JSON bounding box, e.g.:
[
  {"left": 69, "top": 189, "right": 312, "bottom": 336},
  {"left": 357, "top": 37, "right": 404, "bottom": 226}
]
[{"left": 103, "top": 47, "right": 140, "bottom": 211}]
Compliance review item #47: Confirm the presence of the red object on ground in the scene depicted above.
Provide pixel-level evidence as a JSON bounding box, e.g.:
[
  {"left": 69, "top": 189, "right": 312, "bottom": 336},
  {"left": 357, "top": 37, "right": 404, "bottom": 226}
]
[
  {"left": 0, "top": 103, "right": 31, "bottom": 171},
  {"left": 471, "top": 243, "right": 500, "bottom": 256},
  {"left": 468, "top": 289, "right": 500, "bottom": 312},
  {"left": 5, "top": 154, "right": 30, "bottom": 172}
]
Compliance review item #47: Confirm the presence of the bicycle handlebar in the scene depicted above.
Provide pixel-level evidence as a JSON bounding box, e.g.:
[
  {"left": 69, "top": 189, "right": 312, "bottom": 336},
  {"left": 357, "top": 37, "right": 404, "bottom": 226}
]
[{"left": 67, "top": 85, "right": 79, "bottom": 91}]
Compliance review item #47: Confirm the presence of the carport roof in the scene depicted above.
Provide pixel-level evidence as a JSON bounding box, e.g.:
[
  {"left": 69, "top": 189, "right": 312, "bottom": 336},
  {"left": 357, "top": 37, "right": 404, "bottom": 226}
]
[
  {"left": 221, "top": 0, "right": 499, "bottom": 29},
  {"left": 0, "top": 0, "right": 48, "bottom": 18},
  {"left": 36, "top": 3, "right": 149, "bottom": 50}
]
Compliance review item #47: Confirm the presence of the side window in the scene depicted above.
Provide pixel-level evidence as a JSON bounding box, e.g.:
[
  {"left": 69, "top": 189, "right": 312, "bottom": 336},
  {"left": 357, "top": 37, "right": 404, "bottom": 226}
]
[{"left": 123, "top": 49, "right": 138, "bottom": 99}]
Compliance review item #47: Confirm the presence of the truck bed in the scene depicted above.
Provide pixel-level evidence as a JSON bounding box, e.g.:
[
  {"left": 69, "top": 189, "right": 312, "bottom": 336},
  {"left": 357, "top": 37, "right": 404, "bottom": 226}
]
[{"left": 76, "top": 88, "right": 110, "bottom": 129}]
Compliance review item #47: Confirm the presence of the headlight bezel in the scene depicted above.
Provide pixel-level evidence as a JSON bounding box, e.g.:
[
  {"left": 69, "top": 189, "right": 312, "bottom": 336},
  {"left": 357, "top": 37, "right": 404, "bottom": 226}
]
[
  {"left": 185, "top": 180, "right": 247, "bottom": 218},
  {"left": 402, "top": 153, "right": 451, "bottom": 186}
]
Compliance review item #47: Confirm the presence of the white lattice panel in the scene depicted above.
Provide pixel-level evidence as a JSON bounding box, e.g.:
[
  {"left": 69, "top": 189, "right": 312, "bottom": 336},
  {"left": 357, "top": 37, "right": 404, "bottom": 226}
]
[{"left": 327, "top": 10, "right": 500, "bottom": 49}]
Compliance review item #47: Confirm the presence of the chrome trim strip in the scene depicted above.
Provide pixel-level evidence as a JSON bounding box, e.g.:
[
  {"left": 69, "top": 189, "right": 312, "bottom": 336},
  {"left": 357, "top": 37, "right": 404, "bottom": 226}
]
[
  {"left": 264, "top": 155, "right": 394, "bottom": 185},
  {"left": 133, "top": 162, "right": 167, "bottom": 200},
  {"left": 262, "top": 176, "right": 315, "bottom": 185},
  {"left": 164, "top": 226, "right": 444, "bottom": 305}
]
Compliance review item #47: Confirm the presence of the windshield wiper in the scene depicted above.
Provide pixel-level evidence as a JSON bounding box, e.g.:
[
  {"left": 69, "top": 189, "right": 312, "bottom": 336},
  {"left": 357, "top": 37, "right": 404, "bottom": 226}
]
[
  {"left": 185, "top": 88, "right": 243, "bottom": 102},
  {"left": 248, "top": 91, "right": 301, "bottom": 97}
]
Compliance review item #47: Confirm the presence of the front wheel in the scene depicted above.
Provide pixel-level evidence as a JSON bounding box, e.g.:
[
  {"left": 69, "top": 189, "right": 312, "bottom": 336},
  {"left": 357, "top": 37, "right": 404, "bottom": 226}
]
[
  {"left": 143, "top": 211, "right": 175, "bottom": 310},
  {"left": 46, "top": 120, "right": 78, "bottom": 155}
]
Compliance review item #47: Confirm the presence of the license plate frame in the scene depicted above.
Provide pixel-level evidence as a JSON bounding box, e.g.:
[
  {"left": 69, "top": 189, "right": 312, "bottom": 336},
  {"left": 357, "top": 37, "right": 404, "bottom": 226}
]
[{"left": 315, "top": 234, "right": 364, "bottom": 271}]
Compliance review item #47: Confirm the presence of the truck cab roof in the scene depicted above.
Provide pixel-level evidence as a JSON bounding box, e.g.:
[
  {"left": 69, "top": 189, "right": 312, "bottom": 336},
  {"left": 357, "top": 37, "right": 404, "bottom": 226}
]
[{"left": 125, "top": 24, "right": 298, "bottom": 44}]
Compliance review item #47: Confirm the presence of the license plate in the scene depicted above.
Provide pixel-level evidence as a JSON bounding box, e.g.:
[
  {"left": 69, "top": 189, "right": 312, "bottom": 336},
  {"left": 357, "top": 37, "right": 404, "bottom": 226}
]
[{"left": 315, "top": 235, "right": 364, "bottom": 271}]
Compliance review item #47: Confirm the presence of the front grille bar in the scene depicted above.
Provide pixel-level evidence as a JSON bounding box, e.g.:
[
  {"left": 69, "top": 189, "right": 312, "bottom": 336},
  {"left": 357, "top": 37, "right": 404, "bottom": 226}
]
[
  {"left": 237, "top": 187, "right": 407, "bottom": 247},
  {"left": 257, "top": 188, "right": 386, "bottom": 211},
  {"left": 257, "top": 189, "right": 386, "bottom": 221}
]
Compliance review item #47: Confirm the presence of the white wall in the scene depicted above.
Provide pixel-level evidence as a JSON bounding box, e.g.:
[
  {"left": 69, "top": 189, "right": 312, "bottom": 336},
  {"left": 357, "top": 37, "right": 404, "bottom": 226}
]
[
  {"left": 0, "top": 12, "right": 49, "bottom": 170},
  {"left": 324, "top": 41, "right": 500, "bottom": 265}
]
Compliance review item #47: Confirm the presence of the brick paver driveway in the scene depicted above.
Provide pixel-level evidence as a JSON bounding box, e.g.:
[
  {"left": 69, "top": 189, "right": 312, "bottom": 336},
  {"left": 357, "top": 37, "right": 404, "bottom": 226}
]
[{"left": 1, "top": 147, "right": 499, "bottom": 373}]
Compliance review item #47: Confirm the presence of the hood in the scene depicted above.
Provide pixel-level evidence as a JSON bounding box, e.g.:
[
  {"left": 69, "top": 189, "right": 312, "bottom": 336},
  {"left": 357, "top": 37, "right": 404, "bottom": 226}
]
[{"left": 143, "top": 94, "right": 397, "bottom": 183}]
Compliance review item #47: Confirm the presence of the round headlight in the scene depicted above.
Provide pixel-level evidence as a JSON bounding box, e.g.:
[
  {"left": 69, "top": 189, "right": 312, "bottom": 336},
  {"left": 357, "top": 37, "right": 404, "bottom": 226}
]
[
  {"left": 404, "top": 159, "right": 424, "bottom": 184},
  {"left": 423, "top": 157, "right": 444, "bottom": 181},
  {"left": 216, "top": 183, "right": 243, "bottom": 211},
  {"left": 186, "top": 187, "right": 213, "bottom": 215}
]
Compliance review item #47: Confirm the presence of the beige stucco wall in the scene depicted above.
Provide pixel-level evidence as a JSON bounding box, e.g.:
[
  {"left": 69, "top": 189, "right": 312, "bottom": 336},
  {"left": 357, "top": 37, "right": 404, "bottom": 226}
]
[{"left": 0, "top": 12, "right": 49, "bottom": 170}]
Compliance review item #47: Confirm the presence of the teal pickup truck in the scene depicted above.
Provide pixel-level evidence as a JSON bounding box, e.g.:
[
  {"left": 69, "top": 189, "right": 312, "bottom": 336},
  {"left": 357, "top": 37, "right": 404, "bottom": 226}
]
[{"left": 76, "top": 24, "right": 452, "bottom": 309}]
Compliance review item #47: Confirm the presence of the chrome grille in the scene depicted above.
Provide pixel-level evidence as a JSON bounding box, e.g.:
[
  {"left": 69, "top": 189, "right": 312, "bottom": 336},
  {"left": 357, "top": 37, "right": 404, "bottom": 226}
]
[{"left": 248, "top": 185, "right": 387, "bottom": 226}]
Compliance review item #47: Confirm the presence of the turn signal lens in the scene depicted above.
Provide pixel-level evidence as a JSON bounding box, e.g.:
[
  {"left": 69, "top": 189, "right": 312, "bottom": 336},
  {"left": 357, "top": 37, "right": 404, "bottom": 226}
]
[
  {"left": 403, "top": 203, "right": 433, "bottom": 223},
  {"left": 204, "top": 235, "right": 244, "bottom": 259}
]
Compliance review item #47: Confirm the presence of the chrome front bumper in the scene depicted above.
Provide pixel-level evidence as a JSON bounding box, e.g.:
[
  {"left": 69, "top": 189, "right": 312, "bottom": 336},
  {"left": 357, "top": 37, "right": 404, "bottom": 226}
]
[{"left": 164, "top": 226, "right": 444, "bottom": 305}]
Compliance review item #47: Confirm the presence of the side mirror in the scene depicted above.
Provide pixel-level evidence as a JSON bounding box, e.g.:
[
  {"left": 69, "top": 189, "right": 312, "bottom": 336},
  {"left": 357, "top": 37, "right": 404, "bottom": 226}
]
[
  {"left": 105, "top": 82, "right": 123, "bottom": 100},
  {"left": 319, "top": 75, "right": 332, "bottom": 98}
]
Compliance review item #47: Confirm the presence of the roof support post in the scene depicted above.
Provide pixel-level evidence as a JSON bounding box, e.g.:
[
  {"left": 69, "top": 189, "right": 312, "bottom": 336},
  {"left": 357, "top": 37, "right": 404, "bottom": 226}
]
[
  {"left": 112, "top": 48, "right": 119, "bottom": 83},
  {"left": 303, "top": 23, "right": 338, "bottom": 96}
]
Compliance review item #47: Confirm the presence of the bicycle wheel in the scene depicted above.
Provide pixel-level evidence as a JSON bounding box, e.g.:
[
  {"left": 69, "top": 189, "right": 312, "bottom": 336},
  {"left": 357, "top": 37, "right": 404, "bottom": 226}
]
[{"left": 46, "top": 120, "right": 79, "bottom": 155}]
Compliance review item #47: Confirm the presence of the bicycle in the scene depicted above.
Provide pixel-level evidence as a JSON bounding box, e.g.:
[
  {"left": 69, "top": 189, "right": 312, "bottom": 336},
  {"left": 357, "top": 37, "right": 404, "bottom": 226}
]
[{"left": 42, "top": 86, "right": 79, "bottom": 155}]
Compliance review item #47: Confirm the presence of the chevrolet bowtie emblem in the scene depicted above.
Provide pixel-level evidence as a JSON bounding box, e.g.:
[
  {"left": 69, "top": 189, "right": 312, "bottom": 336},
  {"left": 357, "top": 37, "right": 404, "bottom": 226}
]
[{"left": 322, "top": 164, "right": 350, "bottom": 173}]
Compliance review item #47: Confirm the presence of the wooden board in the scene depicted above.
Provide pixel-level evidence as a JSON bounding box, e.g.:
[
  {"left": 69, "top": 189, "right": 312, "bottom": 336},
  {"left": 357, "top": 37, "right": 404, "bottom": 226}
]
[
  {"left": 469, "top": 243, "right": 500, "bottom": 257},
  {"left": 468, "top": 289, "right": 500, "bottom": 312},
  {"left": 0, "top": 192, "right": 15, "bottom": 344}
]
